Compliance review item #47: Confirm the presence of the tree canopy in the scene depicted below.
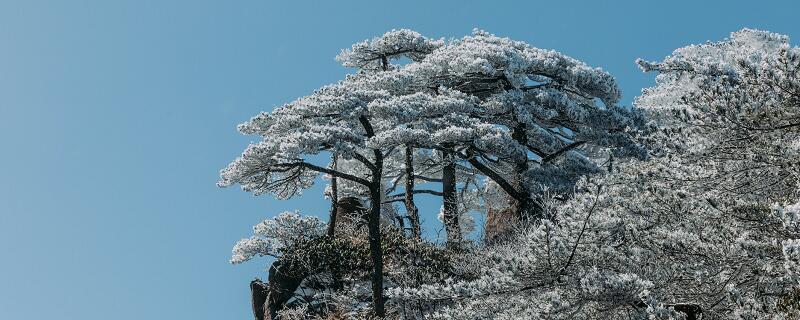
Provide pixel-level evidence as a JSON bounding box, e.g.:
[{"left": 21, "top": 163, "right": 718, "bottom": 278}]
[{"left": 220, "top": 28, "right": 800, "bottom": 319}]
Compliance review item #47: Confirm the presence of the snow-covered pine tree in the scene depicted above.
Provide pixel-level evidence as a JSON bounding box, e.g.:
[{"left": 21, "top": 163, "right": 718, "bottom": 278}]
[
  {"left": 636, "top": 28, "right": 800, "bottom": 201},
  {"left": 221, "top": 29, "right": 445, "bottom": 317},
  {"left": 385, "top": 28, "right": 800, "bottom": 319},
  {"left": 371, "top": 29, "right": 646, "bottom": 240},
  {"left": 223, "top": 28, "right": 648, "bottom": 318}
]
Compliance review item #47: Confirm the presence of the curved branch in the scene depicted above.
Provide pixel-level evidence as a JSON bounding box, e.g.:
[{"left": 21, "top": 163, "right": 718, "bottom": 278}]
[
  {"left": 351, "top": 152, "right": 377, "bottom": 171},
  {"left": 277, "top": 162, "right": 370, "bottom": 186},
  {"left": 462, "top": 155, "right": 524, "bottom": 201}
]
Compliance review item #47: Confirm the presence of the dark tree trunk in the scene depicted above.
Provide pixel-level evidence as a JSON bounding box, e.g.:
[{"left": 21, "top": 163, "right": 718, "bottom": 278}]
[
  {"left": 441, "top": 148, "right": 461, "bottom": 246},
  {"left": 367, "top": 152, "right": 386, "bottom": 317},
  {"left": 359, "top": 114, "right": 386, "bottom": 317},
  {"left": 511, "top": 123, "right": 539, "bottom": 221},
  {"left": 250, "top": 279, "right": 269, "bottom": 320},
  {"left": 327, "top": 155, "right": 339, "bottom": 238},
  {"left": 404, "top": 145, "right": 421, "bottom": 239},
  {"left": 327, "top": 155, "right": 343, "bottom": 290}
]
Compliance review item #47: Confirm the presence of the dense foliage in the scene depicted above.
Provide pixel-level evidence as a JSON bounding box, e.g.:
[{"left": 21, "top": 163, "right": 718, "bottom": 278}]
[{"left": 221, "top": 28, "right": 800, "bottom": 319}]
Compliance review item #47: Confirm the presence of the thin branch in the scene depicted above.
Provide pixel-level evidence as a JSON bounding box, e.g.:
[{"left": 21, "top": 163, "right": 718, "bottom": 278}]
[
  {"left": 387, "top": 189, "right": 445, "bottom": 199},
  {"left": 559, "top": 184, "right": 602, "bottom": 276},
  {"left": 414, "top": 175, "right": 442, "bottom": 182},
  {"left": 277, "top": 162, "right": 370, "bottom": 186},
  {"left": 541, "top": 141, "right": 587, "bottom": 164}
]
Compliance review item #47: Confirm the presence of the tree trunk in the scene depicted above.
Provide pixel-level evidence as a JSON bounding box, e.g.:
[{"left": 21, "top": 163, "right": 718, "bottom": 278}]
[
  {"left": 404, "top": 145, "right": 421, "bottom": 239},
  {"left": 326, "top": 155, "right": 344, "bottom": 290},
  {"left": 367, "top": 150, "right": 386, "bottom": 317},
  {"left": 441, "top": 148, "right": 461, "bottom": 246},
  {"left": 511, "top": 123, "right": 535, "bottom": 221},
  {"left": 327, "top": 155, "right": 339, "bottom": 238},
  {"left": 358, "top": 71, "right": 385, "bottom": 315},
  {"left": 466, "top": 122, "right": 542, "bottom": 242}
]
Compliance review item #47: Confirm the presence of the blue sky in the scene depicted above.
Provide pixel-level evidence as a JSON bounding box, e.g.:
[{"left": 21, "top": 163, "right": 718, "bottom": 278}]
[{"left": 1, "top": 1, "right": 798, "bottom": 319}]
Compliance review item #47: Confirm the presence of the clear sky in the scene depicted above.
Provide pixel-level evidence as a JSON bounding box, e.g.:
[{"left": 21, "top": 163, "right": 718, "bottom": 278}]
[{"left": 1, "top": 1, "right": 798, "bottom": 319}]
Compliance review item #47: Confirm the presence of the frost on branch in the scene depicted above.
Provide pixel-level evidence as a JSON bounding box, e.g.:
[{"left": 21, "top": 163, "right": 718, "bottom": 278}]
[
  {"left": 230, "top": 212, "right": 326, "bottom": 264},
  {"left": 637, "top": 28, "right": 800, "bottom": 200},
  {"left": 337, "top": 29, "right": 444, "bottom": 71}
]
